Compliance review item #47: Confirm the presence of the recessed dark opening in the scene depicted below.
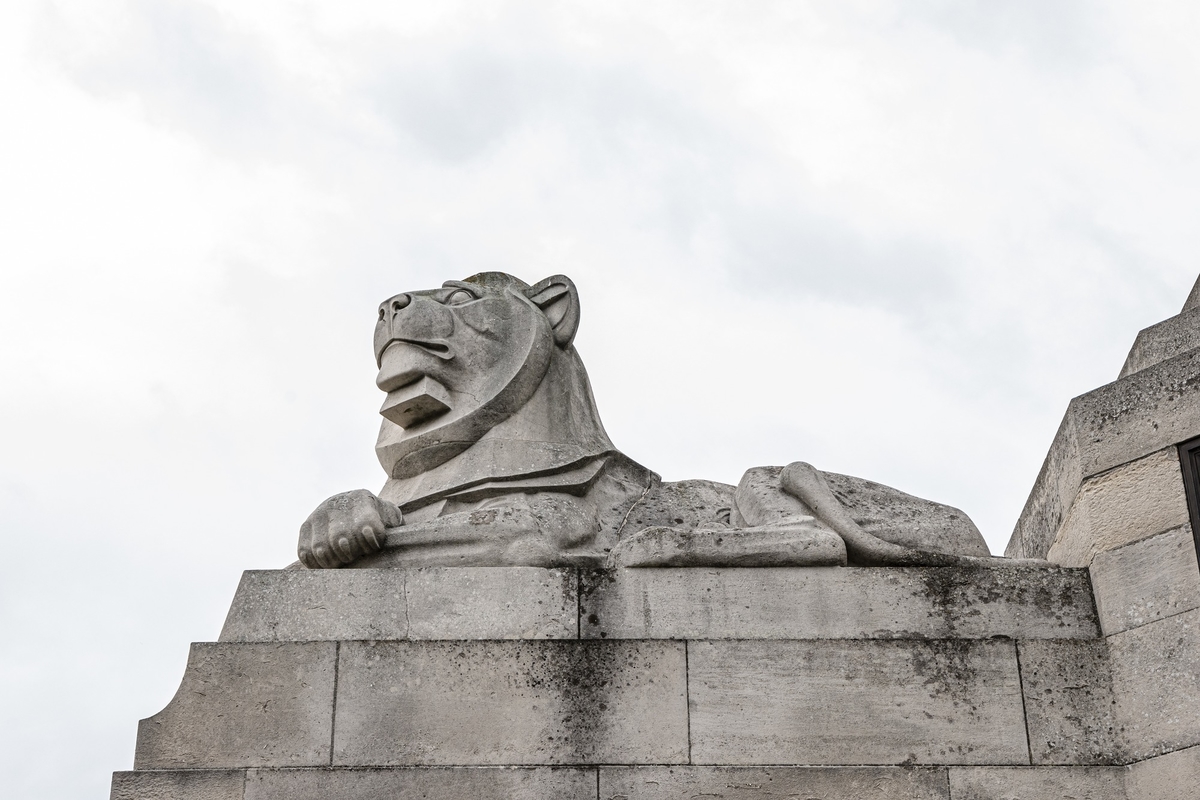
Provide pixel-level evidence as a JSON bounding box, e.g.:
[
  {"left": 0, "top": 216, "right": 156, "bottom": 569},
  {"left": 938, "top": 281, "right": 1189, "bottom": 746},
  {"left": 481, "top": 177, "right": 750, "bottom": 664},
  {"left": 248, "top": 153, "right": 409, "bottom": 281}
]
[{"left": 1176, "top": 435, "right": 1200, "bottom": 569}]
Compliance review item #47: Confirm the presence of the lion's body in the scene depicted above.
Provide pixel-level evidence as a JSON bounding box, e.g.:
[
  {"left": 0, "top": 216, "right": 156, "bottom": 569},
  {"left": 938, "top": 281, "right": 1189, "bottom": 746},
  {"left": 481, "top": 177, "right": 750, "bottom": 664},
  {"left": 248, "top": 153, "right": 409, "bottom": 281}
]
[{"left": 299, "top": 272, "right": 990, "bottom": 571}]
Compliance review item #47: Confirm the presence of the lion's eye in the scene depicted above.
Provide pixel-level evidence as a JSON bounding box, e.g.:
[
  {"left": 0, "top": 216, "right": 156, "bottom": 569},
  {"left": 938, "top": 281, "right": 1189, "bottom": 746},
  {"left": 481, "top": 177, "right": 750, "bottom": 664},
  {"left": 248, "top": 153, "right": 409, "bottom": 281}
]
[{"left": 445, "top": 289, "right": 475, "bottom": 306}]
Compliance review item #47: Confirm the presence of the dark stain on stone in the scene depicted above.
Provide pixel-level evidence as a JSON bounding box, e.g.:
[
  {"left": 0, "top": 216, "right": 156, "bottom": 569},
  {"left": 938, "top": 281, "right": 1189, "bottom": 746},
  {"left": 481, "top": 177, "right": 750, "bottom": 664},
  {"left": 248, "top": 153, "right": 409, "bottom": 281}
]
[
  {"left": 532, "top": 640, "right": 643, "bottom": 761},
  {"left": 908, "top": 639, "right": 982, "bottom": 704},
  {"left": 578, "top": 568, "right": 618, "bottom": 636}
]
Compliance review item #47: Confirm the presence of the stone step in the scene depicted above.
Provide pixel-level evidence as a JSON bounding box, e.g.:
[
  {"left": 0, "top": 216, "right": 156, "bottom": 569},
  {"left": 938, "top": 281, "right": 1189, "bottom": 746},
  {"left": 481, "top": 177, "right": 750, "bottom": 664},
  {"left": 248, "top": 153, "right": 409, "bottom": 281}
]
[
  {"left": 581, "top": 564, "right": 1097, "bottom": 640},
  {"left": 1119, "top": 306, "right": 1200, "bottom": 378},
  {"left": 219, "top": 566, "right": 578, "bottom": 642},
  {"left": 219, "top": 565, "right": 1100, "bottom": 643},
  {"left": 132, "top": 636, "right": 1119, "bottom": 772},
  {"left": 110, "top": 765, "right": 1130, "bottom": 800}
]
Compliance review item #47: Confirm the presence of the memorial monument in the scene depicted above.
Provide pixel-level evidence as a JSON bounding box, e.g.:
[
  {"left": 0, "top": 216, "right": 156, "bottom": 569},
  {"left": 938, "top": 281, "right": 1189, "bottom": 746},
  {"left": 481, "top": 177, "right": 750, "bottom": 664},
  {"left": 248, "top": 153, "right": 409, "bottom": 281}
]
[{"left": 112, "top": 273, "right": 1200, "bottom": 799}]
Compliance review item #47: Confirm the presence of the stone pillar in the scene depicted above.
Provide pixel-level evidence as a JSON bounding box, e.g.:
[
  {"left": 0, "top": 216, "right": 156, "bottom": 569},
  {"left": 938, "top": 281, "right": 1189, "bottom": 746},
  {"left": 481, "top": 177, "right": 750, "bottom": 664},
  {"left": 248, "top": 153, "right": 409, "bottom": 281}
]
[{"left": 1007, "top": 276, "right": 1200, "bottom": 799}]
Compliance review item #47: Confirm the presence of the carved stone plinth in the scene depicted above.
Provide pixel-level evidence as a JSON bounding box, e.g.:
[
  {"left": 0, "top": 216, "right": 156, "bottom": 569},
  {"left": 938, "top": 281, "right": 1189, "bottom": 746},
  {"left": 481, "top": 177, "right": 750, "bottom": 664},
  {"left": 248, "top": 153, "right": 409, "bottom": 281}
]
[{"left": 113, "top": 564, "right": 1131, "bottom": 799}]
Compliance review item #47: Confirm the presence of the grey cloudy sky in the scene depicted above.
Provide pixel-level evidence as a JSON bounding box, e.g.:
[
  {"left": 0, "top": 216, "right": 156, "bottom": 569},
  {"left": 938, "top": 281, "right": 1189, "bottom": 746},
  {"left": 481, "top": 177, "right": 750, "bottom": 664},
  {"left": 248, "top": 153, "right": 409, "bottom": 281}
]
[{"left": 3, "top": 1, "right": 1200, "bottom": 796}]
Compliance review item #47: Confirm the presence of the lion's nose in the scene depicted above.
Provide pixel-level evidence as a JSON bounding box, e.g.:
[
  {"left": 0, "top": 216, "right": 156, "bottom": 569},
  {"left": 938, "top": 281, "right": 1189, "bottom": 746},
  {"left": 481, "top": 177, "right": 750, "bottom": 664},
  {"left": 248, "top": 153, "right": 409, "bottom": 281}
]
[{"left": 378, "top": 293, "right": 411, "bottom": 322}]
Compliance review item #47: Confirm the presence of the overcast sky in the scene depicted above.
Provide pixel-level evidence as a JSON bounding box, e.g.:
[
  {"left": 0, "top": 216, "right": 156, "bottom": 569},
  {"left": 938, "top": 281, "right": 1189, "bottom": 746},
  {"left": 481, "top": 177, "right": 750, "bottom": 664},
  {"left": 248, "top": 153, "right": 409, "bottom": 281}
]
[{"left": 4, "top": 1, "right": 1200, "bottom": 796}]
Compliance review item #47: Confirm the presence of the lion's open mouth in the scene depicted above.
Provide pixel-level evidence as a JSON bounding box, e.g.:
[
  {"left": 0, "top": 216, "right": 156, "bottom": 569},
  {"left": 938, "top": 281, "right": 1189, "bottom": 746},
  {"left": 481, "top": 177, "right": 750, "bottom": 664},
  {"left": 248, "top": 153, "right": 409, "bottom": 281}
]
[{"left": 381, "top": 338, "right": 452, "bottom": 359}]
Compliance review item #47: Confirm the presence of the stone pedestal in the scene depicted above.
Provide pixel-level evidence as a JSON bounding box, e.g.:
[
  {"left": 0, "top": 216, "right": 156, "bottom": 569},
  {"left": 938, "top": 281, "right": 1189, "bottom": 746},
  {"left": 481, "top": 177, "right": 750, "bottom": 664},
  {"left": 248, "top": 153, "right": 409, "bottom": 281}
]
[
  {"left": 112, "top": 278, "right": 1200, "bottom": 799},
  {"left": 114, "top": 563, "right": 1131, "bottom": 800}
]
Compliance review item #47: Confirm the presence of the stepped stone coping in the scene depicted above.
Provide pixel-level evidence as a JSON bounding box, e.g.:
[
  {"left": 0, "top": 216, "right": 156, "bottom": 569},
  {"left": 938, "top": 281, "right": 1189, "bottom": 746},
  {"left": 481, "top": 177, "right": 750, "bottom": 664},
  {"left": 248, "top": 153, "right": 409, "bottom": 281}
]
[
  {"left": 1120, "top": 307, "right": 1200, "bottom": 378},
  {"left": 219, "top": 564, "right": 1098, "bottom": 643},
  {"left": 1009, "top": 347, "right": 1200, "bottom": 560}
]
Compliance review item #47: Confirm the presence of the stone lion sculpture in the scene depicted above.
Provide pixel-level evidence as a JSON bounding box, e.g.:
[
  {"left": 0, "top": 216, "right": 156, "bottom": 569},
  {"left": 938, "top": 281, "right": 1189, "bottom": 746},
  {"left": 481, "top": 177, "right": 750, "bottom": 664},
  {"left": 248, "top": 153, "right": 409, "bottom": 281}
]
[{"left": 297, "top": 272, "right": 992, "bottom": 570}]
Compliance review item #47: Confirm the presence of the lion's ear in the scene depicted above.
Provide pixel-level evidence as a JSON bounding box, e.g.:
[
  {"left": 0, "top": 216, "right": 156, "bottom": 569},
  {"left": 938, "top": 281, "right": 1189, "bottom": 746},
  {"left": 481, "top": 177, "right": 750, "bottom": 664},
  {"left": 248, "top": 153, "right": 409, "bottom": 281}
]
[{"left": 526, "top": 275, "right": 580, "bottom": 347}]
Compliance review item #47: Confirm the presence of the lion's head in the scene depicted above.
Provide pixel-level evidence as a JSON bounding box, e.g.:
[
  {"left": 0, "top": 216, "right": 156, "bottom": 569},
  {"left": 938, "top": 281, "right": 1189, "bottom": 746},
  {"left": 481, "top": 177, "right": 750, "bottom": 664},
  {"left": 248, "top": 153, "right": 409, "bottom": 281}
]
[{"left": 372, "top": 272, "right": 618, "bottom": 512}]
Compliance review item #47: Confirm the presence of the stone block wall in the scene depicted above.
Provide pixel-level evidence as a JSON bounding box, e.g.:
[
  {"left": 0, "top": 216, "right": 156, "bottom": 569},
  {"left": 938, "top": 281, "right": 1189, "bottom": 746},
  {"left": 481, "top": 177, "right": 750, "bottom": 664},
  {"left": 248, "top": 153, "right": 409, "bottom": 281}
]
[
  {"left": 1005, "top": 288, "right": 1200, "bottom": 799},
  {"left": 115, "top": 564, "right": 1135, "bottom": 800}
]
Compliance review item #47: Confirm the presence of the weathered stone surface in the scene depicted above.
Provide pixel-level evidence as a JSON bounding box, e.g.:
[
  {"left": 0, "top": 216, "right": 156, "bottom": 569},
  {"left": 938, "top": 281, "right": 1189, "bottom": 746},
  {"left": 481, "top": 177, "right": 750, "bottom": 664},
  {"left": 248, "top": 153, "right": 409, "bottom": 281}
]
[
  {"left": 333, "top": 640, "right": 687, "bottom": 765},
  {"left": 243, "top": 767, "right": 596, "bottom": 799},
  {"left": 1009, "top": 350, "right": 1200, "bottom": 561},
  {"left": 1069, "top": 350, "right": 1200, "bottom": 483},
  {"left": 219, "top": 568, "right": 577, "bottom": 641},
  {"left": 599, "top": 766, "right": 949, "bottom": 799},
  {"left": 1091, "top": 525, "right": 1200, "bottom": 636},
  {"left": 405, "top": 567, "right": 576, "bottom": 639},
  {"left": 819, "top": 470, "right": 990, "bottom": 558},
  {"left": 1047, "top": 448, "right": 1189, "bottom": 567},
  {"left": 220, "top": 570, "right": 406, "bottom": 642},
  {"left": 607, "top": 525, "right": 847, "bottom": 568},
  {"left": 1120, "top": 307, "right": 1200, "bottom": 378},
  {"left": 1125, "top": 744, "right": 1200, "bottom": 800},
  {"left": 1017, "top": 640, "right": 1122, "bottom": 765},
  {"left": 111, "top": 770, "right": 245, "bottom": 800},
  {"left": 134, "top": 642, "right": 336, "bottom": 769},
  {"left": 688, "top": 639, "right": 1028, "bottom": 765},
  {"left": 1110, "top": 608, "right": 1200, "bottom": 760},
  {"left": 948, "top": 766, "right": 1125, "bottom": 800},
  {"left": 581, "top": 566, "right": 1098, "bottom": 640}
]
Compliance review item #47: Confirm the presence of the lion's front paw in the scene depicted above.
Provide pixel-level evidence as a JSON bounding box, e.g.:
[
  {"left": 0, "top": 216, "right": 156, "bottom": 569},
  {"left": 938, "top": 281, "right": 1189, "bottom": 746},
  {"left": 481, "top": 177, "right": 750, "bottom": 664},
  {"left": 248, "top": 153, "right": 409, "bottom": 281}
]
[{"left": 298, "top": 489, "right": 403, "bottom": 568}]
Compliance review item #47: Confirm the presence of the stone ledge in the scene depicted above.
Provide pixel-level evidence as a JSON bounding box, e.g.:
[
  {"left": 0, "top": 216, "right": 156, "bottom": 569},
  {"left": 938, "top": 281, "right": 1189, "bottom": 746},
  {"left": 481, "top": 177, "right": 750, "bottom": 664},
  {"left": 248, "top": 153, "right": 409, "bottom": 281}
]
[
  {"left": 111, "top": 770, "right": 246, "bottom": 800},
  {"left": 599, "top": 766, "right": 949, "bottom": 799},
  {"left": 219, "top": 568, "right": 576, "bottom": 642},
  {"left": 582, "top": 565, "right": 1098, "bottom": 640},
  {"left": 109, "top": 765, "right": 1158, "bottom": 800},
  {"left": 219, "top": 564, "right": 1100, "bottom": 643},
  {"left": 131, "top": 635, "right": 1077, "bottom": 771},
  {"left": 245, "top": 767, "right": 596, "bottom": 800},
  {"left": 947, "top": 766, "right": 1126, "bottom": 800}
]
